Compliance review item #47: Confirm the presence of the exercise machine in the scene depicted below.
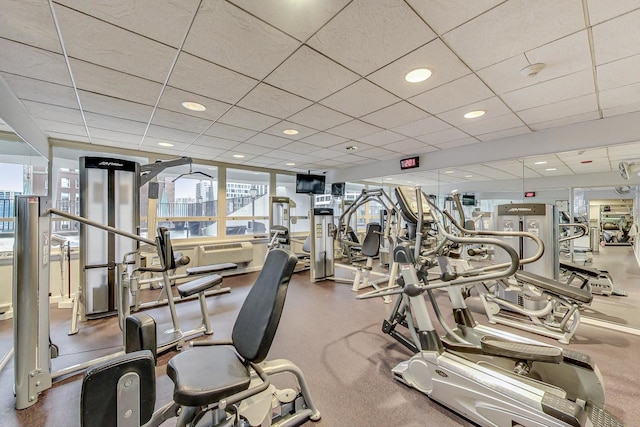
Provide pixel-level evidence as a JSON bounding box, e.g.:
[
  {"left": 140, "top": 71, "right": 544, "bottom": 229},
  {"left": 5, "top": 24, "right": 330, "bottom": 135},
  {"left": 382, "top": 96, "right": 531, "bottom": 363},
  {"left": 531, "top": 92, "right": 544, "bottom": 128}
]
[
  {"left": 560, "top": 261, "right": 627, "bottom": 297},
  {"left": 310, "top": 207, "right": 334, "bottom": 282},
  {"left": 12, "top": 196, "right": 227, "bottom": 409},
  {"left": 359, "top": 186, "right": 622, "bottom": 427},
  {"left": 80, "top": 249, "right": 321, "bottom": 427}
]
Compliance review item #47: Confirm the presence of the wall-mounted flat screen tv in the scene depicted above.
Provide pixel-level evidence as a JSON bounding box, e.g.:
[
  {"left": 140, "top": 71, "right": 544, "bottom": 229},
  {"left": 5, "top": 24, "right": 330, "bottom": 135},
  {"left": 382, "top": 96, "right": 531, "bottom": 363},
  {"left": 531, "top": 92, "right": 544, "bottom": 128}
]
[
  {"left": 331, "top": 182, "right": 345, "bottom": 197},
  {"left": 461, "top": 194, "right": 476, "bottom": 206},
  {"left": 296, "top": 174, "right": 326, "bottom": 194}
]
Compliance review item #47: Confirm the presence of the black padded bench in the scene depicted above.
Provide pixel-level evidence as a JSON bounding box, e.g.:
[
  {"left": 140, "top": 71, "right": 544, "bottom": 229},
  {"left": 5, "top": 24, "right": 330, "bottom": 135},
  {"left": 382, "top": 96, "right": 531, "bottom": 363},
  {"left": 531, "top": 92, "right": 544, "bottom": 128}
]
[
  {"left": 515, "top": 270, "right": 592, "bottom": 304},
  {"left": 177, "top": 274, "right": 223, "bottom": 298},
  {"left": 559, "top": 261, "right": 601, "bottom": 278},
  {"left": 185, "top": 262, "right": 237, "bottom": 276}
]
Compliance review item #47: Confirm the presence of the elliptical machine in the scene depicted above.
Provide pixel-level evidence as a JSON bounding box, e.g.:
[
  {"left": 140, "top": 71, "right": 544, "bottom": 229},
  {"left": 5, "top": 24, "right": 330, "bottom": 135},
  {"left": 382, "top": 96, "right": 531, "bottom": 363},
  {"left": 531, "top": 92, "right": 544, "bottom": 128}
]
[{"left": 359, "top": 186, "right": 622, "bottom": 427}]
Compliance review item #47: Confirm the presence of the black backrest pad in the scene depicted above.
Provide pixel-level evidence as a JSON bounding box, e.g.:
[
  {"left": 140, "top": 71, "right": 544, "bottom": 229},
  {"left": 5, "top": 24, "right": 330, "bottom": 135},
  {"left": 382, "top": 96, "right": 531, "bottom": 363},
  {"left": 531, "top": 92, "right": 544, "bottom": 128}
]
[
  {"left": 232, "top": 248, "right": 298, "bottom": 363},
  {"left": 157, "top": 227, "right": 176, "bottom": 270},
  {"left": 361, "top": 223, "right": 382, "bottom": 258},
  {"left": 81, "top": 350, "right": 156, "bottom": 427}
]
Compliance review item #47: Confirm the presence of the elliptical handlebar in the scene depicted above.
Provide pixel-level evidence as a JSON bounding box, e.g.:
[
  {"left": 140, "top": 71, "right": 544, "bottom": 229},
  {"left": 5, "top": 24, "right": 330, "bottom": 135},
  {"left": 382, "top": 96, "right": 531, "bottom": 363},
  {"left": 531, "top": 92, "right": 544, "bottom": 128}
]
[{"left": 559, "top": 222, "right": 588, "bottom": 242}]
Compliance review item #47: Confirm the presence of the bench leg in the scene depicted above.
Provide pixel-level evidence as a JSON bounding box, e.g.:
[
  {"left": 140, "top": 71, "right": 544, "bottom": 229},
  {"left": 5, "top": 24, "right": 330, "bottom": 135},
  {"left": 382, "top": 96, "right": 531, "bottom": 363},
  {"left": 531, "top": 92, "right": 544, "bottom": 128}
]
[{"left": 198, "top": 293, "right": 213, "bottom": 335}]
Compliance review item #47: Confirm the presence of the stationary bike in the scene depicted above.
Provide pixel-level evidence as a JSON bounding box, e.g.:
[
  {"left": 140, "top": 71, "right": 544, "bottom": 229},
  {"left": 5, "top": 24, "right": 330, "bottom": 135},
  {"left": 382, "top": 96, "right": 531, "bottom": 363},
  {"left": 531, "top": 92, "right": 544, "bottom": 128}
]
[
  {"left": 359, "top": 186, "right": 622, "bottom": 427},
  {"left": 80, "top": 248, "right": 321, "bottom": 427}
]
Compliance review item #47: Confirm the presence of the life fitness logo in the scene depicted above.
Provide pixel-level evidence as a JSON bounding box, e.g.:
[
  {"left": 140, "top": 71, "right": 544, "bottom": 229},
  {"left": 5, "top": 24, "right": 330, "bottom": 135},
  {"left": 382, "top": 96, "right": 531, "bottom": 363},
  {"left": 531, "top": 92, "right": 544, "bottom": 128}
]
[
  {"left": 98, "top": 161, "right": 124, "bottom": 167},
  {"left": 507, "top": 208, "right": 532, "bottom": 213}
]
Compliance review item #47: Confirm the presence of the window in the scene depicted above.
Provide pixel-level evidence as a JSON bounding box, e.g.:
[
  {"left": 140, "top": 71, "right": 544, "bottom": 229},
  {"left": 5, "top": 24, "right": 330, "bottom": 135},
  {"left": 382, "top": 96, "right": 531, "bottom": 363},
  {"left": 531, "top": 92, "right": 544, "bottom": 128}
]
[
  {"left": 61, "top": 177, "right": 70, "bottom": 188},
  {"left": 226, "top": 169, "right": 269, "bottom": 235}
]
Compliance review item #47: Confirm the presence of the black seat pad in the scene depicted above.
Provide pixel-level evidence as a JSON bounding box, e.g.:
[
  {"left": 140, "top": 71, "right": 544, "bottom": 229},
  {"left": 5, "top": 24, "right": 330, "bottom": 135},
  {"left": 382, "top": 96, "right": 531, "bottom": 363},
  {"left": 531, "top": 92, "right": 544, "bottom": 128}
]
[
  {"left": 559, "top": 261, "right": 600, "bottom": 278},
  {"left": 177, "top": 274, "right": 223, "bottom": 298},
  {"left": 186, "top": 262, "right": 238, "bottom": 275},
  {"left": 167, "top": 345, "right": 251, "bottom": 407},
  {"left": 516, "top": 271, "right": 592, "bottom": 304}
]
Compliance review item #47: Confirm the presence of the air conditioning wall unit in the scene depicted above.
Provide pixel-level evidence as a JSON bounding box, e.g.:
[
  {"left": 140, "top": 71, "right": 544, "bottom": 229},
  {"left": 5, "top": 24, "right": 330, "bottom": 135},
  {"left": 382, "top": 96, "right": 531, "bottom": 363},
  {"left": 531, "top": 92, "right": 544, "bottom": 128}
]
[{"left": 197, "top": 242, "right": 254, "bottom": 265}]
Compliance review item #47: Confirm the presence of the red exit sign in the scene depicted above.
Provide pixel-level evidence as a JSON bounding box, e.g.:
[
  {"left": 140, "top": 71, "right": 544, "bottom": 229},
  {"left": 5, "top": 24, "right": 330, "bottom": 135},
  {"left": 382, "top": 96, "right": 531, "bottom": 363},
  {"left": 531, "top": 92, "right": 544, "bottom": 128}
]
[{"left": 524, "top": 191, "right": 536, "bottom": 198}]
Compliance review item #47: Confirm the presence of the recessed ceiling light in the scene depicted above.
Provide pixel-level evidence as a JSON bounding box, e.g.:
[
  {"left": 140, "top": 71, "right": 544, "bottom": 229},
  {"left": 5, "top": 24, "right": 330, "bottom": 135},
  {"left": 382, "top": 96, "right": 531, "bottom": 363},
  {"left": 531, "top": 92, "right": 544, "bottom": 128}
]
[
  {"left": 545, "top": 168, "right": 557, "bottom": 171},
  {"left": 158, "top": 142, "right": 174, "bottom": 147},
  {"left": 346, "top": 145, "right": 358, "bottom": 151},
  {"left": 444, "top": 170, "right": 455, "bottom": 174},
  {"left": 283, "top": 129, "right": 299, "bottom": 135},
  {"left": 465, "top": 175, "right": 473, "bottom": 178},
  {"left": 233, "top": 154, "right": 245, "bottom": 158},
  {"left": 405, "top": 68, "right": 432, "bottom": 83},
  {"left": 286, "top": 162, "right": 295, "bottom": 166},
  {"left": 534, "top": 161, "right": 547, "bottom": 165},
  {"left": 181, "top": 101, "right": 206, "bottom": 112},
  {"left": 580, "top": 160, "right": 593, "bottom": 164},
  {"left": 464, "top": 110, "right": 485, "bottom": 119}
]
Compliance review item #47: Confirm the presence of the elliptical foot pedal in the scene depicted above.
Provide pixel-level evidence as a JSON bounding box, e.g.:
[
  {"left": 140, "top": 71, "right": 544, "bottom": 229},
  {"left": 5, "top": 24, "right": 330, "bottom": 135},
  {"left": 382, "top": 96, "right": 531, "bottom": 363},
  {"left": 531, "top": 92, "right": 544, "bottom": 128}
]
[
  {"left": 480, "top": 336, "right": 562, "bottom": 363},
  {"left": 562, "top": 349, "right": 595, "bottom": 370},
  {"left": 611, "top": 288, "right": 628, "bottom": 297},
  {"left": 588, "top": 404, "right": 624, "bottom": 427}
]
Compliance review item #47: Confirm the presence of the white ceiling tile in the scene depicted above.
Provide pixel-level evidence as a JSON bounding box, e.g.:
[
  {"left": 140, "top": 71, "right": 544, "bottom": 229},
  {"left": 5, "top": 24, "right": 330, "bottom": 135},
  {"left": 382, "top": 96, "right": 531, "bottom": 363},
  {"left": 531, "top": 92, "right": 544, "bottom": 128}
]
[
  {"left": 90, "top": 128, "right": 144, "bottom": 145},
  {"left": 146, "top": 126, "right": 199, "bottom": 144},
  {"left": 184, "top": 0, "right": 300, "bottom": 80},
  {"left": 279, "top": 141, "right": 323, "bottom": 155},
  {"left": 408, "top": 74, "right": 494, "bottom": 115},
  {"left": 320, "top": 79, "right": 400, "bottom": 117},
  {"left": 391, "top": 116, "right": 451, "bottom": 137},
  {"left": 478, "top": 31, "right": 592, "bottom": 95},
  {"left": 191, "top": 135, "right": 240, "bottom": 151},
  {"left": 168, "top": 53, "right": 258, "bottom": 105},
  {"left": 227, "top": 0, "right": 349, "bottom": 41},
  {"left": 592, "top": 9, "right": 640, "bottom": 65},
  {"left": 327, "top": 120, "right": 383, "bottom": 139},
  {"left": 407, "top": 0, "right": 503, "bottom": 35},
  {"left": 186, "top": 144, "right": 226, "bottom": 158},
  {"left": 458, "top": 112, "right": 525, "bottom": 136},
  {"left": 85, "top": 112, "right": 147, "bottom": 135},
  {"left": 360, "top": 102, "right": 429, "bottom": 129},
  {"left": 1, "top": 74, "right": 77, "bottom": 108},
  {"left": 287, "top": 104, "right": 352, "bottom": 130},
  {"left": 436, "top": 96, "right": 513, "bottom": 128},
  {"left": 444, "top": 0, "right": 585, "bottom": 70},
  {"left": 203, "top": 123, "right": 257, "bottom": 142},
  {"left": 22, "top": 100, "right": 84, "bottom": 125},
  {"left": 70, "top": 59, "right": 162, "bottom": 105},
  {"left": 244, "top": 133, "right": 292, "bottom": 149},
  {"left": 159, "top": 86, "right": 231, "bottom": 121},
  {"left": 307, "top": 0, "right": 436, "bottom": 75},
  {"left": 36, "top": 119, "right": 87, "bottom": 137},
  {"left": 529, "top": 111, "right": 601, "bottom": 131},
  {"left": 415, "top": 127, "right": 470, "bottom": 145},
  {"left": 475, "top": 126, "right": 531, "bottom": 142},
  {"left": 78, "top": 90, "right": 153, "bottom": 123},
  {"left": 502, "top": 69, "right": 595, "bottom": 111},
  {"left": 0, "top": 39, "right": 71, "bottom": 86},
  {"left": 263, "top": 121, "right": 318, "bottom": 140},
  {"left": 237, "top": 83, "right": 313, "bottom": 119},
  {"left": 227, "top": 143, "right": 275, "bottom": 156},
  {"left": 597, "top": 53, "right": 640, "bottom": 91},
  {"left": 55, "top": 5, "right": 177, "bottom": 83},
  {"left": 431, "top": 137, "right": 478, "bottom": 150},
  {"left": 265, "top": 46, "right": 359, "bottom": 101},
  {"left": 218, "top": 107, "right": 281, "bottom": 132},
  {"left": 602, "top": 101, "right": 640, "bottom": 118},
  {"left": 92, "top": 138, "right": 140, "bottom": 151},
  {"left": 356, "top": 130, "right": 406, "bottom": 146},
  {"left": 458, "top": 164, "right": 519, "bottom": 180},
  {"left": 150, "top": 109, "right": 212, "bottom": 134},
  {"left": 141, "top": 138, "right": 190, "bottom": 153},
  {"left": 48, "top": 132, "right": 90, "bottom": 143},
  {"left": 0, "top": 0, "right": 61, "bottom": 52},
  {"left": 518, "top": 94, "right": 598, "bottom": 125},
  {"left": 384, "top": 138, "right": 435, "bottom": 154},
  {"left": 358, "top": 146, "right": 398, "bottom": 160},
  {"left": 55, "top": 0, "right": 200, "bottom": 48},
  {"left": 309, "top": 148, "right": 345, "bottom": 160},
  {"left": 300, "top": 132, "right": 348, "bottom": 148},
  {"left": 586, "top": 0, "right": 640, "bottom": 25},
  {"left": 367, "top": 39, "right": 472, "bottom": 100}
]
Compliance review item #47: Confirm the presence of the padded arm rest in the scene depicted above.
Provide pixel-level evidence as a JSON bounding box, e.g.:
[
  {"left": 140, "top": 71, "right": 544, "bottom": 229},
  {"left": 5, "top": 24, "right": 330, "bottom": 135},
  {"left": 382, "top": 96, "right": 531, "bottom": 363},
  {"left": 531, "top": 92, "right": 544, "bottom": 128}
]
[
  {"left": 186, "top": 262, "right": 238, "bottom": 276},
  {"left": 516, "top": 271, "right": 592, "bottom": 304},
  {"left": 177, "top": 274, "right": 223, "bottom": 298}
]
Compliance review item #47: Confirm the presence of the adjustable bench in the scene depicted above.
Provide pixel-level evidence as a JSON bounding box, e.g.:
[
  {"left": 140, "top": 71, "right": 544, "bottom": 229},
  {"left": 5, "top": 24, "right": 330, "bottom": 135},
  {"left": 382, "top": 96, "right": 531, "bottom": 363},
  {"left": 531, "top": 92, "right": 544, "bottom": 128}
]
[{"left": 559, "top": 261, "right": 626, "bottom": 297}]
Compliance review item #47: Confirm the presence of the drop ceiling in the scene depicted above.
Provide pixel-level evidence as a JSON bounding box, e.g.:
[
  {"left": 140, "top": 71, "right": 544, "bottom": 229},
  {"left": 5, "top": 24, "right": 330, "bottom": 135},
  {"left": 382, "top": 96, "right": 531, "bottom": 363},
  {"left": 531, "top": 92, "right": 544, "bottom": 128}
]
[{"left": 1, "top": 0, "right": 640, "bottom": 185}]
